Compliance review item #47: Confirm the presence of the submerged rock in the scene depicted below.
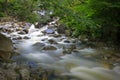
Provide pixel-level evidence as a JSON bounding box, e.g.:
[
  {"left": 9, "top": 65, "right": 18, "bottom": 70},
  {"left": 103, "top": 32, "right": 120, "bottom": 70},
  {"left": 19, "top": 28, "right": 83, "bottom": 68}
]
[
  {"left": 42, "top": 46, "right": 57, "bottom": 50},
  {"left": 32, "top": 42, "right": 45, "bottom": 47},
  {"left": 32, "top": 42, "right": 45, "bottom": 50}
]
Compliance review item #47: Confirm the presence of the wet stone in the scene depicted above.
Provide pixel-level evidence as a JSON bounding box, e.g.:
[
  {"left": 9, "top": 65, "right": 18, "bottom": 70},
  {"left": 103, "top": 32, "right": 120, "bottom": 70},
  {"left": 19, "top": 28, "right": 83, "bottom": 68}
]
[
  {"left": 42, "top": 45, "right": 57, "bottom": 50},
  {"left": 53, "top": 34, "right": 62, "bottom": 38},
  {"left": 32, "top": 42, "right": 45, "bottom": 50},
  {"left": 23, "top": 36, "right": 30, "bottom": 39},
  {"left": 23, "top": 29, "right": 29, "bottom": 34},
  {"left": 12, "top": 36, "right": 22, "bottom": 40},
  {"left": 48, "top": 39, "right": 58, "bottom": 44},
  {"left": 32, "top": 42, "right": 45, "bottom": 47},
  {"left": 63, "top": 40, "right": 71, "bottom": 43}
]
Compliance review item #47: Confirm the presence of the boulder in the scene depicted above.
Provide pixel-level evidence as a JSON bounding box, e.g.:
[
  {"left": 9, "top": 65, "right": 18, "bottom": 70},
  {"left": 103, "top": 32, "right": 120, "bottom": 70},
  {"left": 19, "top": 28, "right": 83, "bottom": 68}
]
[
  {"left": 32, "top": 42, "right": 45, "bottom": 50},
  {"left": 57, "top": 24, "right": 66, "bottom": 34},
  {"left": 48, "top": 39, "right": 58, "bottom": 44},
  {"left": 42, "top": 46, "right": 57, "bottom": 50},
  {"left": 0, "top": 33, "right": 13, "bottom": 51},
  {"left": 0, "top": 33, "right": 14, "bottom": 61}
]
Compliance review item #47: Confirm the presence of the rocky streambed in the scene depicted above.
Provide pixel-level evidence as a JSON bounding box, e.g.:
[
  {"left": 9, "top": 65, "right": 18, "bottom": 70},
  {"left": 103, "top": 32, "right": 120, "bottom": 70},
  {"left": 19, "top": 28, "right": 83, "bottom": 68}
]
[{"left": 0, "top": 18, "right": 120, "bottom": 80}]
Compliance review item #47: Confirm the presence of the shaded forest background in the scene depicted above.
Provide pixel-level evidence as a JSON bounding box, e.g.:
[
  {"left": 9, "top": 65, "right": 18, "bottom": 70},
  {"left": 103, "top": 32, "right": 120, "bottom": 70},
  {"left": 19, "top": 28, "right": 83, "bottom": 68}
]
[{"left": 0, "top": 0, "right": 120, "bottom": 46}]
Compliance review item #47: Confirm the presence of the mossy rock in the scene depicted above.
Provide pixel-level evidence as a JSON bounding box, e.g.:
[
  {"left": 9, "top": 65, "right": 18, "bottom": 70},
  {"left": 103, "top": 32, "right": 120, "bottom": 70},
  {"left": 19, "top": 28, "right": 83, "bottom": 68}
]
[{"left": 0, "top": 33, "right": 14, "bottom": 61}]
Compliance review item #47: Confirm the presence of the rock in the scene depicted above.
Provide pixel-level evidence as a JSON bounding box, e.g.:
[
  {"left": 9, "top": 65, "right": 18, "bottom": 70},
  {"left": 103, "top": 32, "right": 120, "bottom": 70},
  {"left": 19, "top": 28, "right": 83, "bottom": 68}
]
[
  {"left": 63, "top": 40, "right": 71, "bottom": 43},
  {"left": 42, "top": 46, "right": 57, "bottom": 50},
  {"left": 63, "top": 49, "right": 72, "bottom": 54},
  {"left": 0, "top": 33, "right": 14, "bottom": 61},
  {"left": 23, "top": 29, "right": 29, "bottom": 34},
  {"left": 0, "top": 68, "right": 7, "bottom": 80},
  {"left": 32, "top": 42, "right": 45, "bottom": 50},
  {"left": 48, "top": 39, "right": 58, "bottom": 44},
  {"left": 23, "top": 36, "right": 30, "bottom": 39},
  {"left": 0, "top": 67, "right": 20, "bottom": 80},
  {"left": 63, "top": 44, "right": 76, "bottom": 52},
  {"left": 33, "top": 42, "right": 45, "bottom": 47},
  {"left": 12, "top": 36, "right": 22, "bottom": 40},
  {"left": 4, "top": 69, "right": 19, "bottom": 80},
  {"left": 65, "top": 30, "right": 71, "bottom": 36},
  {"left": 53, "top": 34, "right": 61, "bottom": 38},
  {"left": 57, "top": 24, "right": 66, "bottom": 34},
  {"left": 0, "top": 33, "right": 13, "bottom": 51},
  {"left": 71, "top": 39, "right": 77, "bottom": 43},
  {"left": 0, "top": 51, "right": 11, "bottom": 61},
  {"left": 18, "top": 31, "right": 26, "bottom": 34},
  {"left": 41, "top": 38, "right": 48, "bottom": 41},
  {"left": 19, "top": 68, "right": 30, "bottom": 80},
  {"left": 45, "top": 29, "right": 55, "bottom": 34}
]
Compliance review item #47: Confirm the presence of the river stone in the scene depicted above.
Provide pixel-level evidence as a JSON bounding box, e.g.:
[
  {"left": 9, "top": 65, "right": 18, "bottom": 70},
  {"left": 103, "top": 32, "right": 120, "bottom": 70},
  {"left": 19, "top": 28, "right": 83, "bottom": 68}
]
[
  {"left": 0, "top": 33, "right": 13, "bottom": 51},
  {"left": 32, "top": 42, "right": 45, "bottom": 50},
  {"left": 57, "top": 24, "right": 66, "bottom": 34},
  {"left": 32, "top": 42, "right": 45, "bottom": 47},
  {"left": 19, "top": 68, "right": 30, "bottom": 80},
  {"left": 48, "top": 39, "right": 58, "bottom": 44},
  {"left": 0, "top": 33, "right": 14, "bottom": 61},
  {"left": 12, "top": 36, "right": 22, "bottom": 40},
  {"left": 45, "top": 29, "right": 55, "bottom": 34},
  {"left": 23, "top": 29, "right": 29, "bottom": 34},
  {"left": 63, "top": 40, "right": 71, "bottom": 43},
  {"left": 42, "top": 46, "right": 57, "bottom": 50},
  {"left": 4, "top": 69, "right": 19, "bottom": 80}
]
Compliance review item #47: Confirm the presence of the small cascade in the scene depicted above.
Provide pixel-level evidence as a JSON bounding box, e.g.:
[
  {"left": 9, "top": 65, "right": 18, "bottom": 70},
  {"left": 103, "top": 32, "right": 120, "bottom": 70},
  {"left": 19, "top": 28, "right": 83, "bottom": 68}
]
[{"left": 28, "top": 24, "right": 36, "bottom": 34}]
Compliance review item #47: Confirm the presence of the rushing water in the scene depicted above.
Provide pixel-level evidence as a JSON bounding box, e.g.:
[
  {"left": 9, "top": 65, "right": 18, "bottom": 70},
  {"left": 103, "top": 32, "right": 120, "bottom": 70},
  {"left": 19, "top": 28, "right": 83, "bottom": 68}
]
[{"left": 2, "top": 19, "right": 120, "bottom": 80}]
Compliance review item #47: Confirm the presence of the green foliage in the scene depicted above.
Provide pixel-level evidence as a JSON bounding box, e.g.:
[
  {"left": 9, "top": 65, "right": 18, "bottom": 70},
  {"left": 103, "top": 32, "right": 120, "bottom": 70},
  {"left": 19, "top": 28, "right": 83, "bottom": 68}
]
[
  {"left": 86, "top": 0, "right": 120, "bottom": 43},
  {"left": 41, "top": 0, "right": 120, "bottom": 45},
  {"left": 0, "top": 0, "right": 40, "bottom": 22}
]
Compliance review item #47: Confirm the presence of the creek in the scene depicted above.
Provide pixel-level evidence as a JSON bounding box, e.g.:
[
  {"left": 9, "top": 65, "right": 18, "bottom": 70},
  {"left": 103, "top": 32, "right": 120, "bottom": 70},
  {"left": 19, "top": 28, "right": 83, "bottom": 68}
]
[{"left": 0, "top": 18, "right": 120, "bottom": 80}]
